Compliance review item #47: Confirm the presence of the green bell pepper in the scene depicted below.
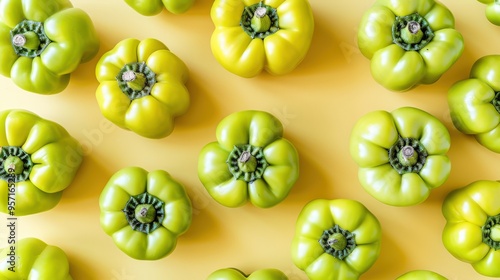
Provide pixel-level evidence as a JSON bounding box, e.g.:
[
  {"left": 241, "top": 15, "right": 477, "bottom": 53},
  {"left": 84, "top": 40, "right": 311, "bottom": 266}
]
[
  {"left": 0, "top": 0, "right": 100, "bottom": 94},
  {"left": 197, "top": 110, "right": 299, "bottom": 208},
  {"left": 349, "top": 107, "right": 451, "bottom": 206},
  {"left": 357, "top": 0, "right": 464, "bottom": 91},
  {"left": 478, "top": 0, "right": 500, "bottom": 25},
  {"left": 124, "top": 0, "right": 195, "bottom": 16},
  {"left": 95, "top": 38, "right": 190, "bottom": 139},
  {"left": 396, "top": 270, "right": 447, "bottom": 280},
  {"left": 207, "top": 268, "right": 288, "bottom": 280},
  {"left": 442, "top": 180, "right": 500, "bottom": 278},
  {"left": 99, "top": 166, "right": 192, "bottom": 260},
  {"left": 0, "top": 109, "right": 83, "bottom": 216},
  {"left": 448, "top": 55, "right": 500, "bottom": 153},
  {"left": 291, "top": 199, "right": 382, "bottom": 280},
  {"left": 0, "top": 237, "right": 72, "bottom": 279},
  {"left": 210, "top": 0, "right": 314, "bottom": 78}
]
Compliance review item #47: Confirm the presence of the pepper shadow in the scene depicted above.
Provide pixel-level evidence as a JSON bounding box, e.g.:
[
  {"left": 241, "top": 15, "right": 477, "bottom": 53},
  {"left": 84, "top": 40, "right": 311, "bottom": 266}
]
[{"left": 360, "top": 231, "right": 406, "bottom": 280}]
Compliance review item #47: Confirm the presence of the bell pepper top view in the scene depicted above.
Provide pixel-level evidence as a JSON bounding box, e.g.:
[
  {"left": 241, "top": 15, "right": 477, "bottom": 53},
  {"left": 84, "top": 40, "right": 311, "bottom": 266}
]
[
  {"left": 350, "top": 107, "right": 451, "bottom": 206},
  {"left": 210, "top": 0, "right": 314, "bottom": 77},
  {"left": 95, "top": 38, "right": 190, "bottom": 139},
  {"left": 198, "top": 110, "right": 299, "bottom": 208},
  {"left": 0, "top": 0, "right": 100, "bottom": 94},
  {"left": 0, "top": 109, "right": 83, "bottom": 216},
  {"left": 99, "top": 167, "right": 192, "bottom": 260},
  {"left": 291, "top": 199, "right": 382, "bottom": 280},
  {"left": 357, "top": 0, "right": 464, "bottom": 91}
]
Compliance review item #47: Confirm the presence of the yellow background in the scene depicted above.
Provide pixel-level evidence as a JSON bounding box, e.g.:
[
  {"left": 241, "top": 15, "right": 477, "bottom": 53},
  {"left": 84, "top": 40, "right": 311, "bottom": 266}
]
[{"left": 1, "top": 0, "right": 499, "bottom": 279}]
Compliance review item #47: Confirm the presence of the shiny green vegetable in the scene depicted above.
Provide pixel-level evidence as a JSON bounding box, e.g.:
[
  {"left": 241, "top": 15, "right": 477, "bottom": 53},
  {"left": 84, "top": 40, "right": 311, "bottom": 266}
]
[
  {"left": 0, "top": 109, "right": 83, "bottom": 216},
  {"left": 396, "top": 270, "right": 447, "bottom": 280},
  {"left": 0, "top": 237, "right": 72, "bottom": 279},
  {"left": 349, "top": 107, "right": 451, "bottom": 206},
  {"left": 198, "top": 110, "right": 299, "bottom": 208},
  {"left": 210, "top": 0, "right": 314, "bottom": 78},
  {"left": 0, "top": 0, "right": 100, "bottom": 94},
  {"left": 478, "top": 0, "right": 500, "bottom": 25},
  {"left": 448, "top": 55, "right": 500, "bottom": 153},
  {"left": 207, "top": 268, "right": 288, "bottom": 280},
  {"left": 124, "top": 0, "right": 195, "bottom": 16},
  {"left": 357, "top": 0, "right": 464, "bottom": 91},
  {"left": 442, "top": 180, "right": 500, "bottom": 277},
  {"left": 291, "top": 199, "right": 382, "bottom": 280},
  {"left": 95, "top": 38, "right": 190, "bottom": 139},
  {"left": 99, "top": 166, "right": 192, "bottom": 260}
]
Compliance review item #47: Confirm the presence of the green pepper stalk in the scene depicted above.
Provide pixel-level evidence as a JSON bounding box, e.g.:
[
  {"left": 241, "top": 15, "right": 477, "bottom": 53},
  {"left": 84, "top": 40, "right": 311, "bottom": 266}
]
[
  {"left": 0, "top": 146, "right": 33, "bottom": 183},
  {"left": 241, "top": 3, "right": 280, "bottom": 39},
  {"left": 116, "top": 62, "right": 157, "bottom": 100},
  {"left": 123, "top": 192, "right": 165, "bottom": 234},
  {"left": 482, "top": 215, "right": 500, "bottom": 250},
  {"left": 10, "top": 20, "right": 51, "bottom": 58},
  {"left": 392, "top": 13, "right": 434, "bottom": 51}
]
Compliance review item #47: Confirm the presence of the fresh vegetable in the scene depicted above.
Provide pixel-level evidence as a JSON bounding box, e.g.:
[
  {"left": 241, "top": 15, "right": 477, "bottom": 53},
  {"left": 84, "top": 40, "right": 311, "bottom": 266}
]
[
  {"left": 357, "top": 0, "right": 464, "bottom": 91},
  {"left": 124, "top": 0, "right": 195, "bottom": 15},
  {"left": 396, "top": 270, "right": 447, "bottom": 280},
  {"left": 349, "top": 107, "right": 451, "bottom": 206},
  {"left": 210, "top": 0, "right": 314, "bottom": 78},
  {"left": 291, "top": 199, "right": 382, "bottom": 280},
  {"left": 448, "top": 55, "right": 500, "bottom": 153},
  {"left": 99, "top": 166, "right": 192, "bottom": 260},
  {"left": 0, "top": 237, "right": 72, "bottom": 280},
  {"left": 478, "top": 0, "right": 500, "bottom": 25},
  {"left": 442, "top": 180, "right": 500, "bottom": 278},
  {"left": 0, "top": 0, "right": 99, "bottom": 94},
  {"left": 207, "top": 268, "right": 288, "bottom": 280},
  {"left": 95, "top": 38, "right": 190, "bottom": 139},
  {"left": 198, "top": 110, "right": 299, "bottom": 208},
  {"left": 0, "top": 109, "right": 83, "bottom": 216}
]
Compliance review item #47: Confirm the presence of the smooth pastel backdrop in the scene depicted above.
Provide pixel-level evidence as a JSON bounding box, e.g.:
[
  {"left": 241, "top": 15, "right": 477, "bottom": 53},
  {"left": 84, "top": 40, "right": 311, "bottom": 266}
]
[{"left": 1, "top": 0, "right": 499, "bottom": 279}]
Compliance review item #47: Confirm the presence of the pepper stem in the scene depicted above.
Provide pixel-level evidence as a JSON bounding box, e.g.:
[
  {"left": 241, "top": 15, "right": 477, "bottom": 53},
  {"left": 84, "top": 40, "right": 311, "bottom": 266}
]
[
  {"left": 122, "top": 71, "right": 147, "bottom": 91},
  {"left": 134, "top": 204, "right": 156, "bottom": 224},
  {"left": 327, "top": 233, "right": 347, "bottom": 251},
  {"left": 482, "top": 215, "right": 500, "bottom": 250},
  {"left": 319, "top": 224, "right": 356, "bottom": 260},
  {"left": 238, "top": 151, "right": 257, "bottom": 173},
  {"left": 490, "top": 224, "right": 500, "bottom": 242},
  {"left": 251, "top": 7, "right": 271, "bottom": 32},
  {"left": 12, "top": 32, "right": 40, "bottom": 50},
  {"left": 0, "top": 146, "right": 33, "bottom": 182},
  {"left": 227, "top": 144, "right": 269, "bottom": 183},
  {"left": 123, "top": 192, "right": 165, "bottom": 234},
  {"left": 400, "top": 21, "right": 424, "bottom": 44},
  {"left": 392, "top": 13, "right": 434, "bottom": 51},
  {"left": 3, "top": 156, "right": 24, "bottom": 175},
  {"left": 397, "top": 146, "right": 418, "bottom": 167}
]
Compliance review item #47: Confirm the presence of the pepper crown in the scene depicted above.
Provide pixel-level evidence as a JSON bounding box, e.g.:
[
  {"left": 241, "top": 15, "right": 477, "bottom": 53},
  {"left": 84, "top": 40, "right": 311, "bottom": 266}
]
[
  {"left": 392, "top": 13, "right": 434, "bottom": 51},
  {"left": 241, "top": 2, "right": 280, "bottom": 39},
  {"left": 123, "top": 192, "right": 165, "bottom": 234},
  {"left": 10, "top": 20, "right": 51, "bottom": 58}
]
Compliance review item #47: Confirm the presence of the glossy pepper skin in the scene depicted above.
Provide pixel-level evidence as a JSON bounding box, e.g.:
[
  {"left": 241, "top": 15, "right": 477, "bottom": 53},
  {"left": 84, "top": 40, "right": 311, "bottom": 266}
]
[
  {"left": 198, "top": 110, "right": 299, "bottom": 208},
  {"left": 124, "top": 0, "right": 195, "bottom": 16},
  {"left": 207, "top": 268, "right": 288, "bottom": 280},
  {"left": 357, "top": 0, "right": 464, "bottom": 92},
  {"left": 442, "top": 180, "right": 500, "bottom": 277},
  {"left": 291, "top": 199, "right": 382, "bottom": 280},
  {"left": 448, "top": 55, "right": 500, "bottom": 153},
  {"left": 396, "top": 270, "right": 447, "bottom": 280},
  {"left": 350, "top": 107, "right": 451, "bottom": 206},
  {"left": 95, "top": 38, "right": 190, "bottom": 139},
  {"left": 210, "top": 0, "right": 314, "bottom": 78},
  {"left": 0, "top": 238, "right": 72, "bottom": 279},
  {"left": 0, "top": 109, "right": 83, "bottom": 216},
  {"left": 0, "top": 0, "right": 99, "bottom": 94},
  {"left": 99, "top": 166, "right": 192, "bottom": 260},
  {"left": 478, "top": 0, "right": 500, "bottom": 25}
]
